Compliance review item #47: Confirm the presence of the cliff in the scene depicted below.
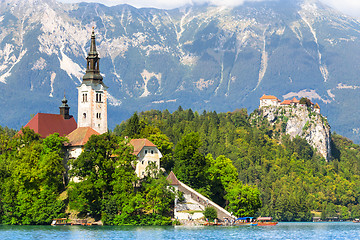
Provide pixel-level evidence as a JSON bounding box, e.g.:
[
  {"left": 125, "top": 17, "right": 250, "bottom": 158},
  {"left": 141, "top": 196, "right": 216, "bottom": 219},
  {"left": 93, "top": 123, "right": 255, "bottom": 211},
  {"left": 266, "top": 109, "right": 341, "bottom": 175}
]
[{"left": 252, "top": 105, "right": 331, "bottom": 161}]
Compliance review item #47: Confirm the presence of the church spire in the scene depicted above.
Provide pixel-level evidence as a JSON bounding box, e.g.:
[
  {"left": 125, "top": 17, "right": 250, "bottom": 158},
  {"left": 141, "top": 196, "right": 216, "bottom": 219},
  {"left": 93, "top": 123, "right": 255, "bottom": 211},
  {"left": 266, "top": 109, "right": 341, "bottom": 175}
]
[
  {"left": 90, "top": 28, "right": 97, "bottom": 54},
  {"left": 83, "top": 27, "right": 103, "bottom": 83}
]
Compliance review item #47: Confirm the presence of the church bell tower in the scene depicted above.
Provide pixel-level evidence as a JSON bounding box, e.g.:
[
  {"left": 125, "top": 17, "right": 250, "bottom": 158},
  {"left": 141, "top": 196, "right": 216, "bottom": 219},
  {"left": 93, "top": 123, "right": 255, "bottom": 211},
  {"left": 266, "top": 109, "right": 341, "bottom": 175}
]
[{"left": 77, "top": 28, "right": 108, "bottom": 134}]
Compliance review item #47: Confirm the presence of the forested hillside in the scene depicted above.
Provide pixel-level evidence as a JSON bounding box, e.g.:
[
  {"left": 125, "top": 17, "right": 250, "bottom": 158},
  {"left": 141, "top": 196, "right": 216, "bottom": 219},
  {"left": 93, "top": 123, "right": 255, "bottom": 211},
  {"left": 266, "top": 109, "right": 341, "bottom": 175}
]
[
  {"left": 1, "top": 107, "right": 360, "bottom": 224},
  {"left": 115, "top": 107, "right": 360, "bottom": 221}
]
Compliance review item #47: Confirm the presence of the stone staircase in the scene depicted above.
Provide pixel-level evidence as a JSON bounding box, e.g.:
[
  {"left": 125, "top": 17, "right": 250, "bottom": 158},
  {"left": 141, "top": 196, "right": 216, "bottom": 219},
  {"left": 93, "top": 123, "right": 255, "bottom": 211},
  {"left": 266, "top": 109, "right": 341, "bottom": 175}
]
[{"left": 167, "top": 171, "right": 235, "bottom": 221}]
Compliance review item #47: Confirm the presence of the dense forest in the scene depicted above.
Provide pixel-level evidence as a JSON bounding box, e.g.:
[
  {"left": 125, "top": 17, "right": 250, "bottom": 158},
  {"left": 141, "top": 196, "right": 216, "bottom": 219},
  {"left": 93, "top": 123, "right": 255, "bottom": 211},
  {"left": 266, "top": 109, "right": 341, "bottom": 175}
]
[
  {"left": 114, "top": 107, "right": 360, "bottom": 221},
  {"left": 0, "top": 128, "right": 175, "bottom": 225},
  {"left": 1, "top": 107, "right": 360, "bottom": 224}
]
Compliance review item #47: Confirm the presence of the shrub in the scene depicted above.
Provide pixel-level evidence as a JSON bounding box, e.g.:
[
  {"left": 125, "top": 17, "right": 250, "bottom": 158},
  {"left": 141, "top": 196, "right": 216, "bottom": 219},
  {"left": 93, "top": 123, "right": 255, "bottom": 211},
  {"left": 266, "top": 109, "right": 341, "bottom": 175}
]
[{"left": 204, "top": 207, "right": 217, "bottom": 221}]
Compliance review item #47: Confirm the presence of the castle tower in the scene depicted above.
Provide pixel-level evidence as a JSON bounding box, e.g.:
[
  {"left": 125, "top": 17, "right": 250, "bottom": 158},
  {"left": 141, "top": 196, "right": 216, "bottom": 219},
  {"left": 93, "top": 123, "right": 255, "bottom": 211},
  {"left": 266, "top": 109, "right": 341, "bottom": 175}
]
[{"left": 77, "top": 28, "right": 108, "bottom": 134}]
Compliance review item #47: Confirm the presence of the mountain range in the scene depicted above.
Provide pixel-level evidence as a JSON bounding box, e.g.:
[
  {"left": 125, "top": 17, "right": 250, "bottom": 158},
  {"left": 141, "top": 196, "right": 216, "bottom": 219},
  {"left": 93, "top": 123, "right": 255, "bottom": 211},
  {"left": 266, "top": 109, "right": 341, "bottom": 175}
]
[{"left": 1, "top": 0, "right": 360, "bottom": 142}]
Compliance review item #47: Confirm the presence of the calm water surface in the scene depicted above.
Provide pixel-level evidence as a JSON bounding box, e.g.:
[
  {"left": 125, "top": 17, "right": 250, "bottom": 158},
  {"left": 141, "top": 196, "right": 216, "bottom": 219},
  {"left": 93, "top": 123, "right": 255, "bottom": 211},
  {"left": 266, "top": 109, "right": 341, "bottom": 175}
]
[{"left": 1, "top": 222, "right": 360, "bottom": 240}]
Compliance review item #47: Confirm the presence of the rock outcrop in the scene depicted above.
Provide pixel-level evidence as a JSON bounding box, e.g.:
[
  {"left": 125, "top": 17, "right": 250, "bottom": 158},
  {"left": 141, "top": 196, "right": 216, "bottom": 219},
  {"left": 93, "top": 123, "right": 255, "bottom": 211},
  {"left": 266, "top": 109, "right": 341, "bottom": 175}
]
[{"left": 254, "top": 105, "right": 331, "bottom": 161}]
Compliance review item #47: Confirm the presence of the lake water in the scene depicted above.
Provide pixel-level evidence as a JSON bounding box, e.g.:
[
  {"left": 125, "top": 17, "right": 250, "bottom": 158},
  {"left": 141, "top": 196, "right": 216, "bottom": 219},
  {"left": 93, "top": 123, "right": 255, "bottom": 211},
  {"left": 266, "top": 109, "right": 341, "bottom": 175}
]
[{"left": 1, "top": 222, "right": 360, "bottom": 240}]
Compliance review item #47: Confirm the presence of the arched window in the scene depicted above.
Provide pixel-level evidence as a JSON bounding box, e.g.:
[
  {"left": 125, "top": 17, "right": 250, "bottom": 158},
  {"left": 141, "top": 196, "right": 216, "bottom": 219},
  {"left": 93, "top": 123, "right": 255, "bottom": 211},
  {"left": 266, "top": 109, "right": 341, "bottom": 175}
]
[{"left": 83, "top": 113, "right": 86, "bottom": 118}]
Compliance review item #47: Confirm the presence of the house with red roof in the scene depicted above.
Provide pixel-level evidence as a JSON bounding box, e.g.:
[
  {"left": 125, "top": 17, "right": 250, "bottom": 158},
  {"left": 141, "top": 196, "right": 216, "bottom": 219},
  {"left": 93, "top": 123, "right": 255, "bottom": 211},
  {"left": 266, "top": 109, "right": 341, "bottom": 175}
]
[
  {"left": 280, "top": 99, "right": 292, "bottom": 106},
  {"left": 130, "top": 139, "right": 162, "bottom": 178},
  {"left": 65, "top": 127, "right": 100, "bottom": 161},
  {"left": 259, "top": 94, "right": 281, "bottom": 108},
  {"left": 290, "top": 97, "right": 300, "bottom": 105}
]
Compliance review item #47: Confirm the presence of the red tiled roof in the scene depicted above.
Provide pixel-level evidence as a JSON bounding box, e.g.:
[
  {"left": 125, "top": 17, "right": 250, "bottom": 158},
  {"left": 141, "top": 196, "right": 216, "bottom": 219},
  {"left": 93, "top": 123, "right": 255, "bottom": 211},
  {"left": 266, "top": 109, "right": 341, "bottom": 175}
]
[
  {"left": 280, "top": 100, "right": 292, "bottom": 105},
  {"left": 314, "top": 103, "right": 320, "bottom": 109},
  {"left": 66, "top": 127, "right": 100, "bottom": 146},
  {"left": 20, "top": 113, "right": 77, "bottom": 138},
  {"left": 291, "top": 97, "right": 300, "bottom": 103},
  {"left": 166, "top": 171, "right": 180, "bottom": 186},
  {"left": 260, "top": 94, "right": 279, "bottom": 100},
  {"left": 129, "top": 139, "right": 156, "bottom": 155}
]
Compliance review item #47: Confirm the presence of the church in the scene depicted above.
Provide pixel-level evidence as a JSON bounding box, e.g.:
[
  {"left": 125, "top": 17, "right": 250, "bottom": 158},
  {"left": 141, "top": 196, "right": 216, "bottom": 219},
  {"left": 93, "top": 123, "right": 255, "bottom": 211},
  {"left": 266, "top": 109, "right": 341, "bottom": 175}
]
[{"left": 22, "top": 29, "right": 161, "bottom": 178}]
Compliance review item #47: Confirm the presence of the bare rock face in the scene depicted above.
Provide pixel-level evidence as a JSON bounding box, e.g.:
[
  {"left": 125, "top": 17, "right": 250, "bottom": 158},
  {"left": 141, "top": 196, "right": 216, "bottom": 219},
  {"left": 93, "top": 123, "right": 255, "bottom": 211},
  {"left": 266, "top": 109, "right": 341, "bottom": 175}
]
[{"left": 256, "top": 105, "right": 331, "bottom": 161}]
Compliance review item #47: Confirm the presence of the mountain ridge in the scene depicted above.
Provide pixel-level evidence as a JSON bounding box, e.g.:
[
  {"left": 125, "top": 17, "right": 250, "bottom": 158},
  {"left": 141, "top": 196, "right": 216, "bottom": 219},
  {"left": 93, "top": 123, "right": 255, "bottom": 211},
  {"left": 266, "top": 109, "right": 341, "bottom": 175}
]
[{"left": 1, "top": 0, "right": 360, "bottom": 142}]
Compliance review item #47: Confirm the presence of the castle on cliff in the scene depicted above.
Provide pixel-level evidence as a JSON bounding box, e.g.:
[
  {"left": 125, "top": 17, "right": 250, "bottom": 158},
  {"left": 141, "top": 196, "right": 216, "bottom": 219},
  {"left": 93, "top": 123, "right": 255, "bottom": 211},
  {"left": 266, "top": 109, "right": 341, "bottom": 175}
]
[{"left": 259, "top": 94, "right": 321, "bottom": 114}]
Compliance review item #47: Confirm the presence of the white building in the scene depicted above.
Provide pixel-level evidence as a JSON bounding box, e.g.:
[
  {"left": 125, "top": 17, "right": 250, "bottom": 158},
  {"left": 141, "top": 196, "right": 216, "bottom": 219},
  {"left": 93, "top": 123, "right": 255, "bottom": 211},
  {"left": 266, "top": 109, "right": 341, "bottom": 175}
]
[
  {"left": 259, "top": 94, "right": 280, "bottom": 108},
  {"left": 130, "top": 139, "right": 162, "bottom": 178}
]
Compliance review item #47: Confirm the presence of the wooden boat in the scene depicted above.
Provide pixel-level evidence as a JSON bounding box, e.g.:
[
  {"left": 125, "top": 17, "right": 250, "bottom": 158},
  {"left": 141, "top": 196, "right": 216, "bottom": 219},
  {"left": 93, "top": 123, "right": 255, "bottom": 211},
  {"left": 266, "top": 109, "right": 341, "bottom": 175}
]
[
  {"left": 234, "top": 222, "right": 258, "bottom": 226},
  {"left": 256, "top": 217, "right": 278, "bottom": 226},
  {"left": 71, "top": 219, "right": 89, "bottom": 226},
  {"left": 234, "top": 217, "right": 257, "bottom": 226},
  {"left": 51, "top": 218, "right": 68, "bottom": 226},
  {"left": 203, "top": 218, "right": 223, "bottom": 226},
  {"left": 203, "top": 222, "right": 222, "bottom": 226}
]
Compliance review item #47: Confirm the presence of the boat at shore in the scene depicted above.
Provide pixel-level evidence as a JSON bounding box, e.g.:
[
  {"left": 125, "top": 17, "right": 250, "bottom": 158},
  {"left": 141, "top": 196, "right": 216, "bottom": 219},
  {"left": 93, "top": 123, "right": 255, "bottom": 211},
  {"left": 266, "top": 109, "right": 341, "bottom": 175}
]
[
  {"left": 51, "top": 218, "right": 68, "bottom": 226},
  {"left": 234, "top": 217, "right": 257, "bottom": 226},
  {"left": 256, "top": 217, "right": 278, "bottom": 226},
  {"left": 51, "top": 218, "right": 99, "bottom": 226}
]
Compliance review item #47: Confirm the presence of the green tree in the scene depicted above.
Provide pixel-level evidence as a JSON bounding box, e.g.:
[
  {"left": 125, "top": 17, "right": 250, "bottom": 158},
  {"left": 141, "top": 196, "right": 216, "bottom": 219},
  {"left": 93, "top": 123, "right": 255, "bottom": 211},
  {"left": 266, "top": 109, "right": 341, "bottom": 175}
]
[
  {"left": 123, "top": 113, "right": 141, "bottom": 138},
  {"left": 173, "top": 132, "right": 208, "bottom": 190},
  {"left": 299, "top": 97, "right": 312, "bottom": 107},
  {"left": 1, "top": 133, "right": 66, "bottom": 225},
  {"left": 69, "top": 133, "right": 120, "bottom": 219},
  {"left": 226, "top": 183, "right": 262, "bottom": 217}
]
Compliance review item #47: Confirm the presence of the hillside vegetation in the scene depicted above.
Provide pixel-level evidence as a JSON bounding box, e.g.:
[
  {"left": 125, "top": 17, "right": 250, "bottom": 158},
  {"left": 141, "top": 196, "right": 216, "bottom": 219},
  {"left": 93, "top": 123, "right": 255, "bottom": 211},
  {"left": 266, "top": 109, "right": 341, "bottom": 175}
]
[
  {"left": 115, "top": 107, "right": 360, "bottom": 221},
  {"left": 1, "top": 107, "right": 360, "bottom": 224}
]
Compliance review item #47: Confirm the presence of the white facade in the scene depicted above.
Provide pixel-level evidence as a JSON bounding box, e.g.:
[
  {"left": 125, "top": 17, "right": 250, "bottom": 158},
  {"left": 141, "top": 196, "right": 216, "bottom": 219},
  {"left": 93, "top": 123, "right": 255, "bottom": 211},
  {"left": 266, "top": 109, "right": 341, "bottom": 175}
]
[
  {"left": 77, "top": 82, "right": 108, "bottom": 134},
  {"left": 135, "top": 146, "right": 162, "bottom": 178},
  {"left": 260, "top": 99, "right": 279, "bottom": 108}
]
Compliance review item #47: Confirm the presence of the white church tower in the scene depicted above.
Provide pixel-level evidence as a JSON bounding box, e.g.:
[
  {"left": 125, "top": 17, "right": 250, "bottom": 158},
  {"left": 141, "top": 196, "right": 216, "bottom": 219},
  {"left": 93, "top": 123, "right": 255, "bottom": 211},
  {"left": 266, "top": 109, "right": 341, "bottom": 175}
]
[{"left": 77, "top": 28, "right": 108, "bottom": 134}]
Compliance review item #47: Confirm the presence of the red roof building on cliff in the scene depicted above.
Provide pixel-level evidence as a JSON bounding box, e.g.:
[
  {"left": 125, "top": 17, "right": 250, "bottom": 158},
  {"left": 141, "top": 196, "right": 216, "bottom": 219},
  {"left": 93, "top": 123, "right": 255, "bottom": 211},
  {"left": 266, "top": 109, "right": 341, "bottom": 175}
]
[
  {"left": 259, "top": 94, "right": 281, "bottom": 107},
  {"left": 259, "top": 94, "right": 320, "bottom": 113}
]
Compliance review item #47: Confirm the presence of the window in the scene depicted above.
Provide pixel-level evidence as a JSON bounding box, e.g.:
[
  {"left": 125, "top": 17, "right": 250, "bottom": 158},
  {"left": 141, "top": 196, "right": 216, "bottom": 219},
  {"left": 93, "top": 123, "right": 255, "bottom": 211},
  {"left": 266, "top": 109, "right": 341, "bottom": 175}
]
[
  {"left": 82, "top": 93, "right": 88, "bottom": 102},
  {"left": 142, "top": 161, "right": 144, "bottom": 164},
  {"left": 96, "top": 92, "right": 102, "bottom": 103},
  {"left": 145, "top": 150, "right": 148, "bottom": 154},
  {"left": 83, "top": 113, "right": 86, "bottom": 118},
  {"left": 96, "top": 113, "right": 101, "bottom": 119},
  {"left": 151, "top": 150, "right": 154, "bottom": 154}
]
